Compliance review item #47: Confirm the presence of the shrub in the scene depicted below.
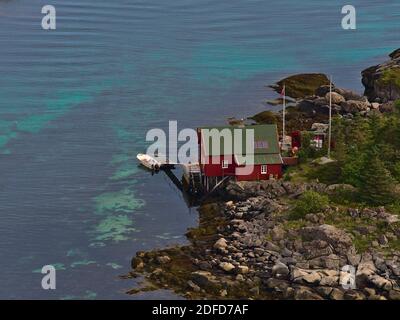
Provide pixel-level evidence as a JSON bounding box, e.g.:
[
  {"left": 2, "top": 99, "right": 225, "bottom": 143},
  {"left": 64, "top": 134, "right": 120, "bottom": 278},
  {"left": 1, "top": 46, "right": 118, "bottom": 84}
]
[{"left": 289, "top": 190, "right": 329, "bottom": 220}]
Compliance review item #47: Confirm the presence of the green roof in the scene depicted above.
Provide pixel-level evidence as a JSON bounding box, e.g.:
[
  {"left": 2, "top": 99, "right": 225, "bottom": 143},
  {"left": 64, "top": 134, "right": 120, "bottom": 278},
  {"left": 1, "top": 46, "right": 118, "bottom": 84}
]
[{"left": 199, "top": 124, "right": 281, "bottom": 162}]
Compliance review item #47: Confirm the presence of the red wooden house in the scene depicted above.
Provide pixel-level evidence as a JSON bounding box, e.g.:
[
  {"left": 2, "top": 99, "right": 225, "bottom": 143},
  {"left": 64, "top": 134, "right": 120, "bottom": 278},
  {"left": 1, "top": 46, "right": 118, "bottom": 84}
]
[{"left": 197, "top": 124, "right": 283, "bottom": 189}]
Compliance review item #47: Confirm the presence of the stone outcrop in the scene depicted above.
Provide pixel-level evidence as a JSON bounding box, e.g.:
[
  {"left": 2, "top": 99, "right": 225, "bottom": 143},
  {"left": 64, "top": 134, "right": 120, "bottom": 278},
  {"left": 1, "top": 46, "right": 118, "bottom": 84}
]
[{"left": 362, "top": 48, "right": 400, "bottom": 102}]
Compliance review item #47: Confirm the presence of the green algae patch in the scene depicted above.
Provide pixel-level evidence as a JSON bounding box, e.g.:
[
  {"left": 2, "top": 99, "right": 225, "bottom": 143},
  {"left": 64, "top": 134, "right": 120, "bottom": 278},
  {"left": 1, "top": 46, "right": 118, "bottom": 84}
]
[
  {"left": 93, "top": 215, "right": 137, "bottom": 242},
  {"left": 70, "top": 260, "right": 97, "bottom": 268},
  {"left": 32, "top": 263, "right": 66, "bottom": 273},
  {"left": 94, "top": 188, "right": 145, "bottom": 215},
  {"left": 106, "top": 262, "right": 123, "bottom": 269},
  {"left": 110, "top": 164, "right": 138, "bottom": 181}
]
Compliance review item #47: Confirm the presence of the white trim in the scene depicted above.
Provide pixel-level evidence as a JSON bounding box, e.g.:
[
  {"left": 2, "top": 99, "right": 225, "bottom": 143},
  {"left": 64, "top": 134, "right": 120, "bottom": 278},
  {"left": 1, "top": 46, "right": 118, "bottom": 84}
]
[
  {"left": 261, "top": 165, "right": 268, "bottom": 174},
  {"left": 222, "top": 160, "right": 229, "bottom": 169}
]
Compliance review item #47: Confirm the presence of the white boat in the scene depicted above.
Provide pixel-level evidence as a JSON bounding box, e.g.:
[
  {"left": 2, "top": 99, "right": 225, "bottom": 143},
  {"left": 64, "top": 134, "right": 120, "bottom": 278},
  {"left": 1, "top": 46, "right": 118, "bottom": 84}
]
[{"left": 137, "top": 153, "right": 162, "bottom": 170}]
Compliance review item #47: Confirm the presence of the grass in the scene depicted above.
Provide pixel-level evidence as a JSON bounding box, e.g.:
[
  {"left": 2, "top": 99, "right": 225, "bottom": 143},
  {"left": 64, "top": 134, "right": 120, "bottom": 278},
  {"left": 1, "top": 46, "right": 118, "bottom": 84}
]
[{"left": 380, "top": 68, "right": 400, "bottom": 88}]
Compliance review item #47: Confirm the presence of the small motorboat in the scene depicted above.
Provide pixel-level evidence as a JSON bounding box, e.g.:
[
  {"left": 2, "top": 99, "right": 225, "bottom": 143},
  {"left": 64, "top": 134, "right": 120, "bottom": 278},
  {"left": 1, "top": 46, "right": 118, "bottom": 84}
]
[{"left": 137, "top": 153, "right": 162, "bottom": 171}]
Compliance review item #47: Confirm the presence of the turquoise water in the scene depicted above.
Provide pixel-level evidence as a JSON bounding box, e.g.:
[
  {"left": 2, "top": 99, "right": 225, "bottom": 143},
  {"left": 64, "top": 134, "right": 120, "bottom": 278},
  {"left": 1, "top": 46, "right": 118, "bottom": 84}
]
[{"left": 0, "top": 0, "right": 399, "bottom": 299}]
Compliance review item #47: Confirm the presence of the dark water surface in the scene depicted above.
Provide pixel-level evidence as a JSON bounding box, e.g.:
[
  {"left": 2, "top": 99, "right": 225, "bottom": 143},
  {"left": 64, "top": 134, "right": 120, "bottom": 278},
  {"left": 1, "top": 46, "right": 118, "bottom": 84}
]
[{"left": 0, "top": 0, "right": 399, "bottom": 299}]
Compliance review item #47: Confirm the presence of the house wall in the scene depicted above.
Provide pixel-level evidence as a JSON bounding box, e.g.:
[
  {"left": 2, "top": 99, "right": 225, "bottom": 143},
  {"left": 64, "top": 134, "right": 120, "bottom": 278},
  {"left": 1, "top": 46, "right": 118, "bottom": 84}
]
[
  {"left": 236, "top": 164, "right": 282, "bottom": 181},
  {"left": 202, "top": 157, "right": 282, "bottom": 181}
]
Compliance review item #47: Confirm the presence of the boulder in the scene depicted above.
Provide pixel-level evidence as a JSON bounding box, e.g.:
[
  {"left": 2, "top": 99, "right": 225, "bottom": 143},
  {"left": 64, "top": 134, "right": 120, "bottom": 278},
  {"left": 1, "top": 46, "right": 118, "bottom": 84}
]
[
  {"left": 325, "top": 92, "right": 345, "bottom": 104},
  {"left": 271, "top": 226, "right": 286, "bottom": 241},
  {"left": 156, "top": 255, "right": 171, "bottom": 264},
  {"left": 294, "top": 286, "right": 324, "bottom": 300},
  {"left": 273, "top": 73, "right": 331, "bottom": 99},
  {"left": 340, "top": 100, "right": 370, "bottom": 114},
  {"left": 326, "top": 184, "right": 356, "bottom": 194},
  {"left": 272, "top": 262, "right": 290, "bottom": 277},
  {"left": 300, "top": 225, "right": 353, "bottom": 254},
  {"left": 219, "top": 262, "right": 235, "bottom": 273},
  {"left": 191, "top": 271, "right": 216, "bottom": 287},
  {"left": 361, "top": 48, "right": 400, "bottom": 102},
  {"left": 214, "top": 238, "right": 228, "bottom": 251},
  {"left": 236, "top": 265, "right": 249, "bottom": 274}
]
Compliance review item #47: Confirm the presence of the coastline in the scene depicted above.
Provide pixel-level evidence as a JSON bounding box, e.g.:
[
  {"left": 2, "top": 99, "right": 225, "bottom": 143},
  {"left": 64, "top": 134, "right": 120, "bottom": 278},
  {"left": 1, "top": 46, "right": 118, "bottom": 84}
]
[{"left": 126, "top": 49, "right": 400, "bottom": 300}]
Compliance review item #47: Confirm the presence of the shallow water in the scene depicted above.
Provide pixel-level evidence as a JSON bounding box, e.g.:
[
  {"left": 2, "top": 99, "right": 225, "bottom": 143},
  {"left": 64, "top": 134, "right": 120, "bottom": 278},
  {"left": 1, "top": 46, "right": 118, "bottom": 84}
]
[{"left": 0, "top": 0, "right": 399, "bottom": 299}]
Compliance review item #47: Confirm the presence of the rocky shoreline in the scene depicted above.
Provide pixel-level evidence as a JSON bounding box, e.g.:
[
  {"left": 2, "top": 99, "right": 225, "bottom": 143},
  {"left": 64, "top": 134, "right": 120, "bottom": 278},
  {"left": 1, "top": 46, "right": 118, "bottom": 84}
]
[
  {"left": 127, "top": 180, "right": 400, "bottom": 300},
  {"left": 126, "top": 49, "right": 400, "bottom": 300}
]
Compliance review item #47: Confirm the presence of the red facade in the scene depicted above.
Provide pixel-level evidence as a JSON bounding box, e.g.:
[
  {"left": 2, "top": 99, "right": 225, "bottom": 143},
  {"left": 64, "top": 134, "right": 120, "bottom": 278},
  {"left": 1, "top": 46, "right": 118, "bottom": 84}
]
[{"left": 198, "top": 129, "right": 283, "bottom": 182}]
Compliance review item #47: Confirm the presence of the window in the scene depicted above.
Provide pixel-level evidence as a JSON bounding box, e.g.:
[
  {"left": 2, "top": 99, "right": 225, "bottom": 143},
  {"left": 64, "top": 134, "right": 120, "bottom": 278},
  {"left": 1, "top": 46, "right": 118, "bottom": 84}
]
[
  {"left": 222, "top": 160, "right": 229, "bottom": 169},
  {"left": 261, "top": 165, "right": 267, "bottom": 174}
]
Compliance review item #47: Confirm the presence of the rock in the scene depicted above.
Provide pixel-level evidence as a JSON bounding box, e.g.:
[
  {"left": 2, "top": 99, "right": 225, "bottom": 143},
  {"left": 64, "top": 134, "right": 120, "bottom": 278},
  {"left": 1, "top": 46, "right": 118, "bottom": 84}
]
[
  {"left": 389, "top": 290, "right": 400, "bottom": 300},
  {"left": 187, "top": 280, "right": 201, "bottom": 292},
  {"left": 362, "top": 49, "right": 400, "bottom": 102},
  {"left": 378, "top": 235, "right": 388, "bottom": 246},
  {"left": 315, "top": 85, "right": 332, "bottom": 97},
  {"left": 272, "top": 262, "right": 290, "bottom": 277},
  {"left": 389, "top": 48, "right": 400, "bottom": 59},
  {"left": 273, "top": 73, "right": 330, "bottom": 99},
  {"left": 347, "top": 252, "right": 361, "bottom": 266},
  {"left": 369, "top": 275, "right": 393, "bottom": 291},
  {"left": 371, "top": 102, "right": 380, "bottom": 109},
  {"left": 191, "top": 271, "right": 217, "bottom": 287},
  {"left": 380, "top": 101, "right": 395, "bottom": 113},
  {"left": 300, "top": 224, "right": 353, "bottom": 254},
  {"left": 214, "top": 238, "right": 228, "bottom": 251},
  {"left": 249, "top": 286, "right": 259, "bottom": 295},
  {"left": 236, "top": 274, "right": 245, "bottom": 281},
  {"left": 330, "top": 288, "right": 344, "bottom": 300},
  {"left": 319, "top": 273, "right": 339, "bottom": 287},
  {"left": 326, "top": 184, "right": 356, "bottom": 194},
  {"left": 156, "top": 255, "right": 171, "bottom": 264},
  {"left": 225, "top": 201, "right": 234, "bottom": 208},
  {"left": 302, "top": 272, "right": 322, "bottom": 285},
  {"left": 339, "top": 89, "right": 366, "bottom": 102},
  {"left": 219, "top": 262, "right": 235, "bottom": 273},
  {"left": 360, "top": 208, "right": 378, "bottom": 219},
  {"left": 325, "top": 92, "right": 345, "bottom": 104},
  {"left": 356, "top": 258, "right": 376, "bottom": 288},
  {"left": 340, "top": 100, "right": 370, "bottom": 114},
  {"left": 249, "top": 110, "right": 279, "bottom": 125},
  {"left": 311, "top": 122, "right": 329, "bottom": 132},
  {"left": 344, "top": 290, "right": 365, "bottom": 300},
  {"left": 265, "top": 241, "right": 281, "bottom": 252},
  {"left": 131, "top": 257, "right": 145, "bottom": 270},
  {"left": 264, "top": 278, "right": 289, "bottom": 292},
  {"left": 271, "top": 226, "right": 285, "bottom": 241},
  {"left": 236, "top": 265, "right": 249, "bottom": 274},
  {"left": 220, "top": 289, "right": 227, "bottom": 297},
  {"left": 294, "top": 286, "right": 324, "bottom": 300}
]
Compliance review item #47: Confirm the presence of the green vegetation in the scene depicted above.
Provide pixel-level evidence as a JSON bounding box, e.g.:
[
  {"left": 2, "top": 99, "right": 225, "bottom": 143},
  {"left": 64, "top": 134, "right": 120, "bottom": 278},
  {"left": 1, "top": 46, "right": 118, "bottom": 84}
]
[
  {"left": 380, "top": 68, "right": 400, "bottom": 89},
  {"left": 289, "top": 190, "right": 329, "bottom": 220},
  {"left": 289, "top": 110, "right": 400, "bottom": 207}
]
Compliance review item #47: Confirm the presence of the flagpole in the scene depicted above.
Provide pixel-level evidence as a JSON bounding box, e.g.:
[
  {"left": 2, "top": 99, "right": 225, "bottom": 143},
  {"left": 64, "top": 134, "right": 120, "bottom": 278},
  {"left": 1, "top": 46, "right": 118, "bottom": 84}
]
[
  {"left": 282, "top": 84, "right": 286, "bottom": 149},
  {"left": 327, "top": 77, "right": 332, "bottom": 159}
]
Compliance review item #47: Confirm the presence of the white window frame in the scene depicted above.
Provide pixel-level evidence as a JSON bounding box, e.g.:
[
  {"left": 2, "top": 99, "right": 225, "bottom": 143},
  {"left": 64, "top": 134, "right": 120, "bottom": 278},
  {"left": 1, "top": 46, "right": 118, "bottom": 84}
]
[
  {"left": 261, "top": 165, "right": 268, "bottom": 174},
  {"left": 222, "top": 160, "right": 229, "bottom": 169}
]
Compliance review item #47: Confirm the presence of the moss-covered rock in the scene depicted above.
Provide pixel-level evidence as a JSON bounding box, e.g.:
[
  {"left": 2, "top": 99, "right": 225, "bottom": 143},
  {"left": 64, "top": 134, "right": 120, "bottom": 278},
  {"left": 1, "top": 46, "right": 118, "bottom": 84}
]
[
  {"left": 272, "top": 73, "right": 330, "bottom": 99},
  {"left": 362, "top": 48, "right": 400, "bottom": 102}
]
